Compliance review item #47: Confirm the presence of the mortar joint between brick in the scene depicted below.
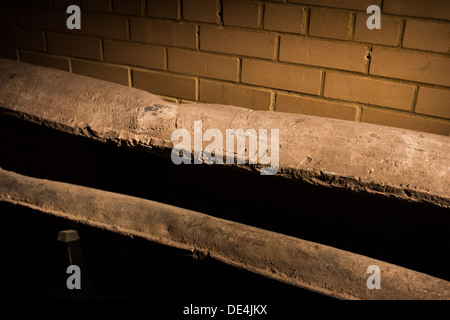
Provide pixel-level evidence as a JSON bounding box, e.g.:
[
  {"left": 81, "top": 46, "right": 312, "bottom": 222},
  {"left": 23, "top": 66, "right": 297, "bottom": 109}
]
[
  {"left": 164, "top": 48, "right": 168, "bottom": 70},
  {"left": 364, "top": 46, "right": 373, "bottom": 75},
  {"left": 99, "top": 39, "right": 104, "bottom": 61},
  {"left": 355, "top": 105, "right": 362, "bottom": 122},
  {"left": 127, "top": 68, "right": 132, "bottom": 88},
  {"left": 270, "top": 91, "right": 276, "bottom": 111},
  {"left": 195, "top": 77, "right": 200, "bottom": 102},
  {"left": 274, "top": 35, "right": 280, "bottom": 61},
  {"left": 42, "top": 32, "right": 48, "bottom": 52},
  {"left": 217, "top": 0, "right": 224, "bottom": 26},
  {"left": 348, "top": 12, "right": 356, "bottom": 41},
  {"left": 126, "top": 18, "right": 131, "bottom": 41},
  {"left": 237, "top": 58, "right": 242, "bottom": 83},
  {"left": 380, "top": 0, "right": 385, "bottom": 12},
  {"left": 410, "top": 86, "right": 419, "bottom": 112},
  {"left": 396, "top": 19, "right": 406, "bottom": 47},
  {"left": 195, "top": 25, "right": 200, "bottom": 50},
  {"left": 12, "top": 5, "right": 17, "bottom": 26},
  {"left": 319, "top": 71, "right": 326, "bottom": 97},
  {"left": 140, "top": 0, "right": 145, "bottom": 16},
  {"left": 258, "top": 2, "right": 264, "bottom": 30},
  {"left": 302, "top": 7, "right": 310, "bottom": 36},
  {"left": 68, "top": 58, "right": 73, "bottom": 73},
  {"left": 178, "top": 0, "right": 183, "bottom": 21}
]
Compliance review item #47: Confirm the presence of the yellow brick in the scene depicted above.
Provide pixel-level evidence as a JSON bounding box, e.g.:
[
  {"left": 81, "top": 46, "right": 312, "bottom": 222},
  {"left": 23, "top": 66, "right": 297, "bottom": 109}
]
[
  {"left": 223, "top": 0, "right": 259, "bottom": 28},
  {"left": 71, "top": 12, "right": 128, "bottom": 40},
  {"left": 199, "top": 79, "right": 271, "bottom": 110},
  {"left": 0, "top": 27, "right": 45, "bottom": 52},
  {"left": 103, "top": 40, "right": 165, "bottom": 70},
  {"left": 384, "top": 0, "right": 450, "bottom": 20},
  {"left": 113, "top": 0, "right": 144, "bottom": 15},
  {"left": 168, "top": 49, "right": 238, "bottom": 81},
  {"left": 147, "top": 0, "right": 178, "bottom": 19},
  {"left": 242, "top": 59, "right": 321, "bottom": 95},
  {"left": 280, "top": 35, "right": 367, "bottom": 72},
  {"left": 403, "top": 20, "right": 450, "bottom": 53},
  {"left": 131, "top": 18, "right": 196, "bottom": 49},
  {"left": 72, "top": 59, "right": 129, "bottom": 86},
  {"left": 361, "top": 108, "right": 450, "bottom": 136},
  {"left": 289, "top": 0, "right": 381, "bottom": 11},
  {"left": 201, "top": 26, "right": 276, "bottom": 59},
  {"left": 276, "top": 93, "right": 357, "bottom": 121},
  {"left": 20, "top": 52, "right": 70, "bottom": 71},
  {"left": 309, "top": 8, "right": 350, "bottom": 40},
  {"left": 324, "top": 73, "right": 415, "bottom": 110},
  {"left": 354, "top": 14, "right": 400, "bottom": 46},
  {"left": 370, "top": 47, "right": 450, "bottom": 87},
  {"left": 133, "top": 70, "right": 196, "bottom": 100},
  {"left": 264, "top": 3, "right": 303, "bottom": 34},
  {"left": 415, "top": 87, "right": 450, "bottom": 119},
  {"left": 47, "top": 33, "right": 101, "bottom": 60},
  {"left": 183, "top": 0, "right": 218, "bottom": 23}
]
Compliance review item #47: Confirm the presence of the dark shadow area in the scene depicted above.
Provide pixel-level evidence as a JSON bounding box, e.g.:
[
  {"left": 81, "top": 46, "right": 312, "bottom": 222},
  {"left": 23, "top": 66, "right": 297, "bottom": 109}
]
[
  {"left": 0, "top": 201, "right": 330, "bottom": 300},
  {"left": 0, "top": 113, "right": 449, "bottom": 287}
]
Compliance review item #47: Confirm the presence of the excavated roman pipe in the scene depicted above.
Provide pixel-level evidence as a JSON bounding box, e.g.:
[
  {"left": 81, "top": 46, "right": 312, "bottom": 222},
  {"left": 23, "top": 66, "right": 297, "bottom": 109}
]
[
  {"left": 0, "top": 58, "right": 449, "bottom": 299},
  {"left": 0, "top": 167, "right": 448, "bottom": 300}
]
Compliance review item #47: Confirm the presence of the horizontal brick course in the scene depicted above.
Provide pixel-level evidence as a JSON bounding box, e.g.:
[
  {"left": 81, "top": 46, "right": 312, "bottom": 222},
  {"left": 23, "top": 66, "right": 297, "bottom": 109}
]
[
  {"left": 354, "top": 14, "right": 400, "bottom": 45},
  {"left": 242, "top": 59, "right": 321, "bottom": 95},
  {"left": 20, "top": 52, "right": 70, "bottom": 71},
  {"left": 147, "top": 0, "right": 178, "bottom": 19},
  {"left": 199, "top": 80, "right": 271, "bottom": 110},
  {"left": 29, "top": 0, "right": 53, "bottom": 6},
  {"left": 309, "top": 8, "right": 350, "bottom": 40},
  {"left": 201, "top": 26, "right": 276, "bottom": 59},
  {"left": 70, "top": 12, "right": 128, "bottom": 40},
  {"left": 113, "top": 0, "right": 144, "bottom": 16},
  {"left": 324, "top": 73, "right": 415, "bottom": 110},
  {"left": 72, "top": 59, "right": 129, "bottom": 86},
  {"left": 276, "top": 93, "right": 357, "bottom": 121},
  {"left": 264, "top": 3, "right": 303, "bottom": 34},
  {"left": 133, "top": 69, "right": 196, "bottom": 100},
  {"left": 168, "top": 49, "right": 238, "bottom": 81},
  {"left": 288, "top": 0, "right": 381, "bottom": 11},
  {"left": 383, "top": 0, "right": 450, "bottom": 21},
  {"left": 0, "top": 5, "right": 15, "bottom": 26},
  {"left": 183, "top": 0, "right": 218, "bottom": 24},
  {"left": 14, "top": 6, "right": 66, "bottom": 32},
  {"left": 0, "top": 47, "right": 17, "bottom": 60},
  {"left": 370, "top": 47, "right": 450, "bottom": 87},
  {"left": 83, "top": 0, "right": 112, "bottom": 13},
  {"left": 53, "top": 0, "right": 81, "bottom": 8},
  {"left": 403, "top": 20, "right": 450, "bottom": 53},
  {"left": 131, "top": 18, "right": 196, "bottom": 49},
  {"left": 0, "top": 27, "right": 45, "bottom": 51},
  {"left": 415, "top": 87, "right": 450, "bottom": 119},
  {"left": 361, "top": 108, "right": 450, "bottom": 136},
  {"left": 280, "top": 35, "right": 367, "bottom": 72},
  {"left": 103, "top": 40, "right": 165, "bottom": 69},
  {"left": 47, "top": 33, "right": 101, "bottom": 60},
  {"left": 223, "top": 0, "right": 259, "bottom": 28}
]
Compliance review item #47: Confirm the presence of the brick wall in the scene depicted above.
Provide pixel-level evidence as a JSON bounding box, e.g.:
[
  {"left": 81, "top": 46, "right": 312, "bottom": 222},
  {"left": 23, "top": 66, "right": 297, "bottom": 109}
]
[{"left": 1, "top": 0, "right": 449, "bottom": 135}]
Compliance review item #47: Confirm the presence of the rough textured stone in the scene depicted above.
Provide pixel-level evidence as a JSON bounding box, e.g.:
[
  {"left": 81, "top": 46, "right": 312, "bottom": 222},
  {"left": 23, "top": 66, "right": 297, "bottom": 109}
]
[
  {"left": 0, "top": 168, "right": 448, "bottom": 300},
  {"left": 0, "top": 58, "right": 449, "bottom": 208}
]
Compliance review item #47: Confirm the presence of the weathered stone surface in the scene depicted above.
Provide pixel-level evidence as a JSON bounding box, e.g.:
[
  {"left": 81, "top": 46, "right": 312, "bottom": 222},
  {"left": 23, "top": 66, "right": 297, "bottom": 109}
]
[
  {"left": 1, "top": 167, "right": 449, "bottom": 300},
  {"left": 0, "top": 58, "right": 449, "bottom": 207}
]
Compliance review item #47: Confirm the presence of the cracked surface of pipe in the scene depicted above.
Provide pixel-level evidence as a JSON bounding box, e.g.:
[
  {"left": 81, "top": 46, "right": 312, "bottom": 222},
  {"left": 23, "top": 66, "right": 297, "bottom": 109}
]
[
  {"left": 0, "top": 167, "right": 449, "bottom": 300},
  {"left": 0, "top": 59, "right": 449, "bottom": 207}
]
